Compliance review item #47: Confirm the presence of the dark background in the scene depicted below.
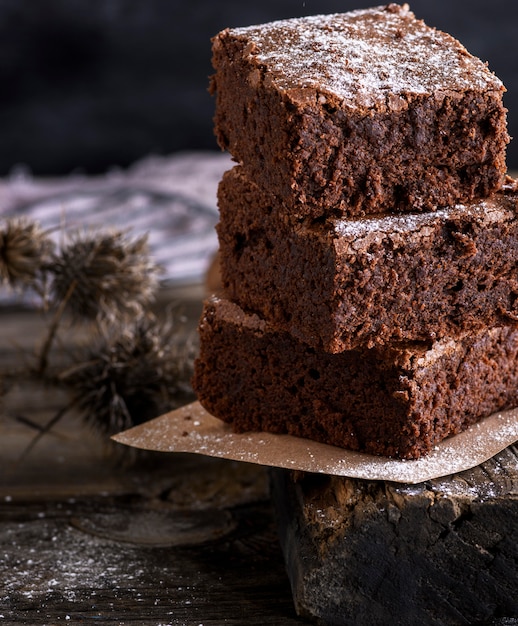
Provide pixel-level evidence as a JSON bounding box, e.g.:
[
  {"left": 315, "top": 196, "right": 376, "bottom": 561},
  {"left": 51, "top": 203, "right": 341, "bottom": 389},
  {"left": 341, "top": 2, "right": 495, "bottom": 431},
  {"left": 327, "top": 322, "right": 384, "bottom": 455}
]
[{"left": 1, "top": 0, "right": 517, "bottom": 176}]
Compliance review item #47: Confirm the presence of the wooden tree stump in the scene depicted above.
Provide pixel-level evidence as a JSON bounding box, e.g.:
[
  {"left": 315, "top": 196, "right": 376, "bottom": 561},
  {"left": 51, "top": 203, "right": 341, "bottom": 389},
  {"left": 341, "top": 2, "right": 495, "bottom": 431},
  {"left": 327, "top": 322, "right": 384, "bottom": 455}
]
[{"left": 270, "top": 445, "right": 518, "bottom": 626}]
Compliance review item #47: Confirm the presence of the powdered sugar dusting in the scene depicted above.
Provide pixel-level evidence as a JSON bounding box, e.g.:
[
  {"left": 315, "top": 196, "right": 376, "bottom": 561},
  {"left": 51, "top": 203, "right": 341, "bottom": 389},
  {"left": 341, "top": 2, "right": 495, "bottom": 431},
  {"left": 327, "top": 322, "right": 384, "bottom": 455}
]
[
  {"left": 335, "top": 206, "right": 452, "bottom": 240},
  {"left": 231, "top": 5, "right": 503, "bottom": 107},
  {"left": 333, "top": 197, "right": 510, "bottom": 242}
]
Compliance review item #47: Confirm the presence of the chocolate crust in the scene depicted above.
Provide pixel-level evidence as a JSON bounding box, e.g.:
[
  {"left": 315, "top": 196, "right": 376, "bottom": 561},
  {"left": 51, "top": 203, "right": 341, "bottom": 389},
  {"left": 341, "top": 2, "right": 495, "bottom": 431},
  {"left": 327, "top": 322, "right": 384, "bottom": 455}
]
[{"left": 210, "top": 5, "right": 509, "bottom": 218}]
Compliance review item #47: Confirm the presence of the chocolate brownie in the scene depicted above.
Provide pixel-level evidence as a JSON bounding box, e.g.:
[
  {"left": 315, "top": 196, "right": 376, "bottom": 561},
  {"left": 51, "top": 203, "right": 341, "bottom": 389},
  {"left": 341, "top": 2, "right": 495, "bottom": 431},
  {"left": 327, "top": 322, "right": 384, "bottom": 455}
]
[
  {"left": 210, "top": 4, "right": 509, "bottom": 218},
  {"left": 192, "top": 297, "right": 518, "bottom": 459},
  {"left": 217, "top": 166, "right": 518, "bottom": 351}
]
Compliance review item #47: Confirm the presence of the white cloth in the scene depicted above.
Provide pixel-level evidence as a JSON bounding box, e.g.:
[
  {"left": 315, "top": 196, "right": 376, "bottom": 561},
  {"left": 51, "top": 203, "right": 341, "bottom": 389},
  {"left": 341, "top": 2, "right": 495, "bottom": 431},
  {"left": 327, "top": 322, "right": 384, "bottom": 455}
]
[{"left": 0, "top": 151, "right": 232, "bottom": 288}]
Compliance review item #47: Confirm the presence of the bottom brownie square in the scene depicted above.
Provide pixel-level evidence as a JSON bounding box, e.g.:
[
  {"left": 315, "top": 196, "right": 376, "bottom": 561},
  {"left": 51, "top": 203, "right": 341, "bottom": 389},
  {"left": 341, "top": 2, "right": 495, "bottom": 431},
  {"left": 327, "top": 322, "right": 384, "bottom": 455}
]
[{"left": 192, "top": 297, "right": 518, "bottom": 459}]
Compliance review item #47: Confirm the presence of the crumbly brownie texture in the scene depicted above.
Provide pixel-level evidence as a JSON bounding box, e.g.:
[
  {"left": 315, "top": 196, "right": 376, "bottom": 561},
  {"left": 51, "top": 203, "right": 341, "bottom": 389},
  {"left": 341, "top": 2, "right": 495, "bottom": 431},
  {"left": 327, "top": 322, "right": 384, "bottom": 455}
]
[
  {"left": 210, "top": 4, "right": 508, "bottom": 218},
  {"left": 192, "top": 297, "right": 518, "bottom": 459},
  {"left": 218, "top": 167, "right": 518, "bottom": 352}
]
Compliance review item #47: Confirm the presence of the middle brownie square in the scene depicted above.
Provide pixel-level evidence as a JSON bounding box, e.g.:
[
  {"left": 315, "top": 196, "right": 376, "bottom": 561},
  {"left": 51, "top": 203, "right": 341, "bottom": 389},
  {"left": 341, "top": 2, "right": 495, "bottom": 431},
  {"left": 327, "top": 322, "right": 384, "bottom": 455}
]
[{"left": 217, "top": 165, "right": 518, "bottom": 352}]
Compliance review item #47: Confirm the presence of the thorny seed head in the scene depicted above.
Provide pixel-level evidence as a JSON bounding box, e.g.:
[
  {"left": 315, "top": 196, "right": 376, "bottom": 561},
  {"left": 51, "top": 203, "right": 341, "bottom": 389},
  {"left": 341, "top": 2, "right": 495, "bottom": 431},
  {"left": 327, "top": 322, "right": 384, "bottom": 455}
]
[
  {"left": 0, "top": 218, "right": 54, "bottom": 291},
  {"left": 59, "top": 313, "right": 196, "bottom": 434},
  {"left": 49, "top": 229, "right": 161, "bottom": 323}
]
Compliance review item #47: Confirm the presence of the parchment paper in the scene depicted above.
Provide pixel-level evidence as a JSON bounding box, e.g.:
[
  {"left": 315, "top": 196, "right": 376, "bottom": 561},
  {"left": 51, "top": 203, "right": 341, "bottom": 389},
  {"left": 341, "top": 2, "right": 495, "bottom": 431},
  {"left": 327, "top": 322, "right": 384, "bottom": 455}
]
[{"left": 112, "top": 401, "right": 518, "bottom": 484}]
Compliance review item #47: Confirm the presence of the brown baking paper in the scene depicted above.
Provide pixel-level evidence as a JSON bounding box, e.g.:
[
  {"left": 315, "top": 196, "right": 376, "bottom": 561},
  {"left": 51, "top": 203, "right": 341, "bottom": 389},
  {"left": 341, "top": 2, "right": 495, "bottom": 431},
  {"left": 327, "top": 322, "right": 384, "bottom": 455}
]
[{"left": 112, "top": 401, "right": 518, "bottom": 484}]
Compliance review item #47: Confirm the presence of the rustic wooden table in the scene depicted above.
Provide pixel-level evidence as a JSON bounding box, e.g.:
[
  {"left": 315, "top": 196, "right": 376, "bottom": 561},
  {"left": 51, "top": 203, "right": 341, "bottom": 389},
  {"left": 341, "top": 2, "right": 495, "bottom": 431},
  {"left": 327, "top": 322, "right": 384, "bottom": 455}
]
[{"left": 0, "top": 285, "right": 308, "bottom": 625}]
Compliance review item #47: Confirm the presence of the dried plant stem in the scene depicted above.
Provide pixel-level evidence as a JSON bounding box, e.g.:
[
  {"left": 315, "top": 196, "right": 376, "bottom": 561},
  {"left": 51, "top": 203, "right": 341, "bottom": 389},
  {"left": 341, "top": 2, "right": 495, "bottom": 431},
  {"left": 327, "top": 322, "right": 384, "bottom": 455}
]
[
  {"left": 17, "top": 402, "right": 75, "bottom": 463},
  {"left": 14, "top": 413, "right": 69, "bottom": 440},
  {"left": 37, "top": 278, "right": 77, "bottom": 376},
  {"left": 1, "top": 221, "right": 194, "bottom": 460}
]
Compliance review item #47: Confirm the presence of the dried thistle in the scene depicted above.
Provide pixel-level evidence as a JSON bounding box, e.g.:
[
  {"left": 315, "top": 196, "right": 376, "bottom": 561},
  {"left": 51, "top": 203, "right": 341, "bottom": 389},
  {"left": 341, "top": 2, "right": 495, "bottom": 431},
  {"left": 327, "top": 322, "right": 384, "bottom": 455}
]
[
  {"left": 0, "top": 218, "right": 54, "bottom": 292},
  {"left": 59, "top": 313, "right": 196, "bottom": 435},
  {"left": 48, "top": 229, "right": 161, "bottom": 324}
]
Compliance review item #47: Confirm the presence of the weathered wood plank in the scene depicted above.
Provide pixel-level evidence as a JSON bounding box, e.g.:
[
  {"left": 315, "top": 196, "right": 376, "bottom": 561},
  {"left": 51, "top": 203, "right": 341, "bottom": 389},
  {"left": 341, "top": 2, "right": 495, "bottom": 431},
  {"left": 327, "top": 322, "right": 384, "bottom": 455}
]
[
  {"left": 0, "top": 451, "right": 309, "bottom": 625},
  {"left": 0, "top": 295, "right": 308, "bottom": 625},
  {"left": 271, "top": 446, "right": 518, "bottom": 626}
]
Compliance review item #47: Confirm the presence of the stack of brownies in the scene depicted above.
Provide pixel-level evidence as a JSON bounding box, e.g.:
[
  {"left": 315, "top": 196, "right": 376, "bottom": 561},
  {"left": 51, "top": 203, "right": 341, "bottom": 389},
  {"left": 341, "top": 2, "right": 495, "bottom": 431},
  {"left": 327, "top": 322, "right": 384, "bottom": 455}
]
[{"left": 192, "top": 3, "right": 518, "bottom": 459}]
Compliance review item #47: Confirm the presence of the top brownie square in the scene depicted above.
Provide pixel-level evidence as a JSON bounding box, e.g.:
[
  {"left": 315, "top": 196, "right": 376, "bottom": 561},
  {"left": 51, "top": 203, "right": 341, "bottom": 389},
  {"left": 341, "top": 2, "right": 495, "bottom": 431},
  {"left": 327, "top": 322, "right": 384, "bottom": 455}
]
[{"left": 210, "top": 3, "right": 509, "bottom": 218}]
